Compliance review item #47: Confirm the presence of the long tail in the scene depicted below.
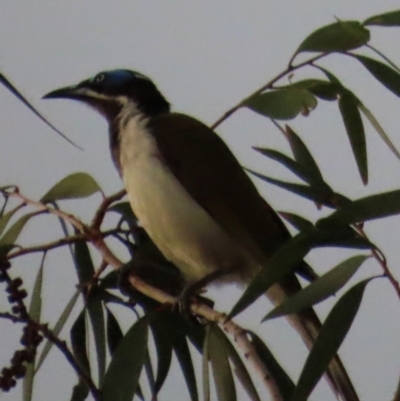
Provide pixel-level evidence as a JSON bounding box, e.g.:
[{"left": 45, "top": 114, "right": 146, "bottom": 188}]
[{"left": 266, "top": 277, "right": 359, "bottom": 401}]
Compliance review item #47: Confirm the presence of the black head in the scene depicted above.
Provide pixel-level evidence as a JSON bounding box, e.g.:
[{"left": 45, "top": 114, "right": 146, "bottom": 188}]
[{"left": 43, "top": 69, "right": 170, "bottom": 121}]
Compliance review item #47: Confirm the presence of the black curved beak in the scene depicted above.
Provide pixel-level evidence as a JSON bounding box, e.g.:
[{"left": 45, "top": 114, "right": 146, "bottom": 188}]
[{"left": 42, "top": 83, "right": 89, "bottom": 101}]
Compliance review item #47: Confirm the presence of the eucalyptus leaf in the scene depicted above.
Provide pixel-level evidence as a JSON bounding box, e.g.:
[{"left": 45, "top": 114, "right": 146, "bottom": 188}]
[
  {"left": 283, "top": 79, "right": 340, "bottom": 101},
  {"left": 36, "top": 290, "right": 80, "bottom": 372},
  {"left": 0, "top": 212, "right": 36, "bottom": 245},
  {"left": 317, "top": 189, "right": 400, "bottom": 228},
  {"left": 248, "top": 331, "right": 295, "bottom": 401},
  {"left": 106, "top": 307, "right": 123, "bottom": 356},
  {"left": 70, "top": 380, "right": 89, "bottom": 401},
  {"left": 40, "top": 172, "right": 101, "bottom": 203},
  {"left": 364, "top": 10, "right": 400, "bottom": 26},
  {"left": 202, "top": 326, "right": 211, "bottom": 401},
  {"left": 279, "top": 212, "right": 314, "bottom": 232},
  {"left": 207, "top": 324, "right": 237, "bottom": 401},
  {"left": 245, "top": 89, "right": 317, "bottom": 120},
  {"left": 296, "top": 21, "right": 370, "bottom": 53},
  {"left": 102, "top": 317, "right": 149, "bottom": 401},
  {"left": 264, "top": 255, "right": 369, "bottom": 320},
  {"left": 70, "top": 310, "right": 90, "bottom": 375},
  {"left": 353, "top": 55, "right": 400, "bottom": 97},
  {"left": 291, "top": 277, "right": 376, "bottom": 401},
  {"left": 285, "top": 126, "right": 325, "bottom": 184},
  {"left": 253, "top": 148, "right": 311, "bottom": 183},
  {"left": 357, "top": 101, "right": 400, "bottom": 160},
  {"left": 213, "top": 326, "right": 260, "bottom": 401},
  {"left": 230, "top": 233, "right": 313, "bottom": 318},
  {"left": 0, "top": 208, "right": 19, "bottom": 236},
  {"left": 338, "top": 91, "right": 368, "bottom": 184}
]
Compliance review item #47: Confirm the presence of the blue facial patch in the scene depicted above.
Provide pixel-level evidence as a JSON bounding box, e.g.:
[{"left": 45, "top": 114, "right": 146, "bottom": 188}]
[{"left": 90, "top": 69, "right": 150, "bottom": 87}]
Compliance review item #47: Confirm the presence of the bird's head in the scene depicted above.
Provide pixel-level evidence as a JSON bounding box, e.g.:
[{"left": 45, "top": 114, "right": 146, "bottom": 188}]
[{"left": 43, "top": 69, "right": 170, "bottom": 121}]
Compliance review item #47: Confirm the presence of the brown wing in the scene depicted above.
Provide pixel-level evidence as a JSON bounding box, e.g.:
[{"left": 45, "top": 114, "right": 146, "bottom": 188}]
[{"left": 148, "top": 113, "right": 293, "bottom": 262}]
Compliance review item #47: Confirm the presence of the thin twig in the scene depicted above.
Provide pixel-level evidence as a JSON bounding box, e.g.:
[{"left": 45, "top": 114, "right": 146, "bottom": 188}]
[
  {"left": 91, "top": 189, "right": 126, "bottom": 230},
  {"left": 210, "top": 53, "right": 328, "bottom": 130}
]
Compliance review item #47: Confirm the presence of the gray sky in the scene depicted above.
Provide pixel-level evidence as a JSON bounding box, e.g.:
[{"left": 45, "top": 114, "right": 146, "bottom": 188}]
[{"left": 1, "top": 1, "right": 400, "bottom": 400}]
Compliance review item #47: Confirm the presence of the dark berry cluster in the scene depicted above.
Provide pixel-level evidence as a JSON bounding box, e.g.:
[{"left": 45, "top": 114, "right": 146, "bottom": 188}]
[{"left": 0, "top": 258, "right": 43, "bottom": 391}]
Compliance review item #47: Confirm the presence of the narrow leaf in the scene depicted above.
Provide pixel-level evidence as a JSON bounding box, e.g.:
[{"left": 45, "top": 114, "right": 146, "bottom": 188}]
[
  {"left": 357, "top": 100, "right": 400, "bottom": 160},
  {"left": 282, "top": 79, "right": 340, "bottom": 101},
  {"left": 291, "top": 277, "right": 376, "bottom": 401},
  {"left": 248, "top": 331, "right": 295, "bottom": 401},
  {"left": 230, "top": 233, "right": 313, "bottom": 318},
  {"left": 102, "top": 317, "right": 149, "bottom": 401},
  {"left": 278, "top": 212, "right": 314, "bottom": 232},
  {"left": 253, "top": 148, "right": 311, "bottom": 183},
  {"left": 40, "top": 173, "right": 101, "bottom": 203},
  {"left": 0, "top": 207, "right": 20, "bottom": 236},
  {"left": 202, "top": 326, "right": 211, "bottom": 401},
  {"left": 264, "top": 255, "right": 369, "bottom": 320},
  {"left": 364, "top": 10, "right": 400, "bottom": 26},
  {"left": 0, "top": 72, "right": 81, "bottom": 149},
  {"left": 173, "top": 335, "right": 199, "bottom": 401},
  {"left": 338, "top": 91, "right": 368, "bottom": 184},
  {"left": 208, "top": 324, "right": 236, "bottom": 401},
  {"left": 23, "top": 255, "right": 46, "bottom": 401},
  {"left": 70, "top": 310, "right": 90, "bottom": 375},
  {"left": 87, "top": 294, "right": 106, "bottom": 384},
  {"left": 73, "top": 240, "right": 95, "bottom": 285},
  {"left": 245, "top": 89, "right": 317, "bottom": 120},
  {"left": 353, "top": 55, "right": 400, "bottom": 97},
  {"left": 285, "top": 126, "right": 325, "bottom": 184},
  {"left": 105, "top": 307, "right": 123, "bottom": 356},
  {"left": 0, "top": 212, "right": 36, "bottom": 245},
  {"left": 213, "top": 326, "right": 260, "bottom": 401},
  {"left": 36, "top": 289, "right": 80, "bottom": 371},
  {"left": 247, "top": 169, "right": 336, "bottom": 207},
  {"left": 150, "top": 314, "right": 173, "bottom": 395},
  {"left": 70, "top": 380, "right": 89, "bottom": 401},
  {"left": 108, "top": 202, "right": 137, "bottom": 225},
  {"left": 296, "top": 21, "right": 370, "bottom": 53},
  {"left": 318, "top": 189, "right": 400, "bottom": 228}
]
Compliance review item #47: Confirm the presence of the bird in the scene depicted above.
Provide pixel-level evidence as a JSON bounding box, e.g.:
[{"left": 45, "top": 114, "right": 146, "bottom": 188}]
[{"left": 44, "top": 69, "right": 359, "bottom": 401}]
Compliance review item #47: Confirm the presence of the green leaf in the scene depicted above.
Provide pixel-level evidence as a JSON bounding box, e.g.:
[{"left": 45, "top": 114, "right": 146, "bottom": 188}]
[
  {"left": 364, "top": 10, "right": 400, "bottom": 26},
  {"left": 70, "top": 310, "right": 91, "bottom": 375},
  {"left": 285, "top": 126, "right": 325, "bottom": 184},
  {"left": 173, "top": 333, "right": 199, "bottom": 401},
  {"left": 318, "top": 189, "right": 400, "bottom": 228},
  {"left": 338, "top": 91, "right": 368, "bottom": 184},
  {"left": 23, "top": 256, "right": 46, "bottom": 401},
  {"left": 105, "top": 307, "right": 123, "bottom": 356},
  {"left": 202, "top": 326, "right": 211, "bottom": 401},
  {"left": 213, "top": 326, "right": 260, "bottom": 401},
  {"left": 36, "top": 289, "right": 80, "bottom": 372},
  {"left": 102, "top": 317, "right": 149, "bottom": 401},
  {"left": 0, "top": 72, "right": 81, "bottom": 149},
  {"left": 229, "top": 233, "right": 313, "bottom": 318},
  {"left": 248, "top": 331, "right": 295, "bottom": 401},
  {"left": 253, "top": 148, "right": 311, "bottom": 183},
  {"left": 353, "top": 55, "right": 400, "bottom": 97},
  {"left": 283, "top": 79, "right": 340, "bottom": 101},
  {"left": 296, "top": 21, "right": 370, "bottom": 53},
  {"left": 207, "top": 324, "right": 236, "bottom": 401},
  {"left": 247, "top": 169, "right": 336, "bottom": 208},
  {"left": 70, "top": 380, "right": 89, "bottom": 401},
  {"left": 264, "top": 255, "right": 369, "bottom": 320},
  {"left": 108, "top": 202, "right": 137, "bottom": 225},
  {"left": 245, "top": 89, "right": 317, "bottom": 120},
  {"left": 357, "top": 101, "right": 400, "bottom": 161},
  {"left": 291, "top": 277, "right": 376, "bottom": 401},
  {"left": 150, "top": 314, "right": 173, "bottom": 395},
  {"left": 73, "top": 240, "right": 95, "bottom": 285},
  {"left": 0, "top": 212, "right": 36, "bottom": 245},
  {"left": 87, "top": 293, "right": 106, "bottom": 384},
  {"left": 278, "top": 212, "right": 314, "bottom": 232},
  {"left": 0, "top": 208, "right": 19, "bottom": 236},
  {"left": 40, "top": 172, "right": 101, "bottom": 203}
]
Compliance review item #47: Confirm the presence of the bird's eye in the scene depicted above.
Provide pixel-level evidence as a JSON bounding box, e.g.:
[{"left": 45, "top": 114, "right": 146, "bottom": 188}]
[{"left": 94, "top": 73, "right": 105, "bottom": 83}]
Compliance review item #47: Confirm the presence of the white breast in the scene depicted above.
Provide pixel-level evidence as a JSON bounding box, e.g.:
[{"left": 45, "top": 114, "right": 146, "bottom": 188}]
[{"left": 118, "top": 114, "right": 251, "bottom": 283}]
